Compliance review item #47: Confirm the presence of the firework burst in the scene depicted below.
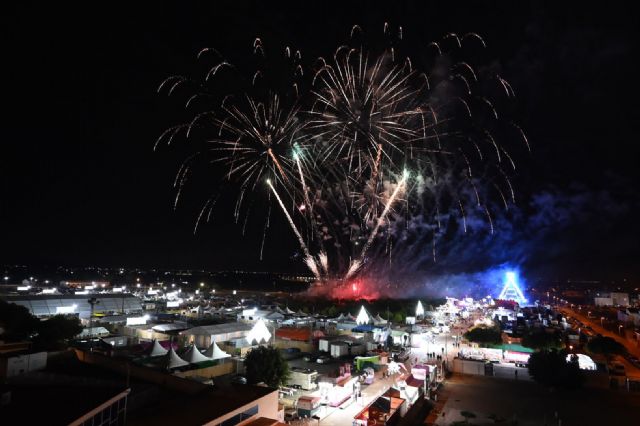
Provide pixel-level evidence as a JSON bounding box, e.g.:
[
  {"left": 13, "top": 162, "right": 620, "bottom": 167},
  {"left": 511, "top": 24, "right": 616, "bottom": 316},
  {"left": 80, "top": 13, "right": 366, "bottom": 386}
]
[{"left": 157, "top": 24, "right": 529, "bottom": 285}]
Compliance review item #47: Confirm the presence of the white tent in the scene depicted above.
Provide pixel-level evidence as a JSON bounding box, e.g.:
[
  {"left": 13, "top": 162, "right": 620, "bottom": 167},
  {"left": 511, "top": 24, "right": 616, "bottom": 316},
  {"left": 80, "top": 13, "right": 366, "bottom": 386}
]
[
  {"left": 164, "top": 346, "right": 189, "bottom": 369},
  {"left": 285, "top": 307, "right": 296, "bottom": 315},
  {"left": 147, "top": 339, "right": 168, "bottom": 357},
  {"left": 204, "top": 341, "right": 231, "bottom": 360},
  {"left": 373, "top": 314, "right": 388, "bottom": 325},
  {"left": 182, "top": 344, "right": 212, "bottom": 364}
]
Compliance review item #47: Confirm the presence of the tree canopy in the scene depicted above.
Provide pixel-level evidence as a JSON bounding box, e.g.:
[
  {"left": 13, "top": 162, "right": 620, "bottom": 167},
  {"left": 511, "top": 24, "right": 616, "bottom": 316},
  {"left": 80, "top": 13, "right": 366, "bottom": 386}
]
[
  {"left": 464, "top": 326, "right": 502, "bottom": 345},
  {"left": 522, "top": 330, "right": 563, "bottom": 351},
  {"left": 0, "top": 300, "right": 83, "bottom": 350},
  {"left": 33, "top": 315, "right": 83, "bottom": 351},
  {"left": 0, "top": 299, "right": 39, "bottom": 341},
  {"left": 244, "top": 345, "right": 290, "bottom": 388},
  {"left": 527, "top": 349, "right": 583, "bottom": 389}
]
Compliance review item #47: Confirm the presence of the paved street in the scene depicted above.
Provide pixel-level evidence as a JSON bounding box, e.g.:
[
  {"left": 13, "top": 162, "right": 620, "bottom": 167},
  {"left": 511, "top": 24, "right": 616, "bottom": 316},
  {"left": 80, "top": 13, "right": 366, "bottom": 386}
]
[
  {"left": 560, "top": 306, "right": 640, "bottom": 379},
  {"left": 429, "top": 373, "right": 640, "bottom": 426}
]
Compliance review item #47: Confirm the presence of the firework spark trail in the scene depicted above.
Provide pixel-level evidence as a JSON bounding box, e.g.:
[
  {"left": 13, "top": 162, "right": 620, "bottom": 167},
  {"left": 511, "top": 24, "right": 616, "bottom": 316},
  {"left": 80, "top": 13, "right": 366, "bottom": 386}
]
[
  {"left": 294, "top": 152, "right": 312, "bottom": 211},
  {"left": 318, "top": 251, "right": 329, "bottom": 274},
  {"left": 346, "top": 171, "right": 408, "bottom": 279},
  {"left": 266, "top": 179, "right": 320, "bottom": 278},
  {"left": 157, "top": 25, "right": 529, "bottom": 284}
]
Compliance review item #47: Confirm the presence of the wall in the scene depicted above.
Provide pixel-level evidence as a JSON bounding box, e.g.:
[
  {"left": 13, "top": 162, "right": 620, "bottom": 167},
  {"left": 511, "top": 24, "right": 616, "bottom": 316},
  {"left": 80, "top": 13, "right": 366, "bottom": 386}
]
[
  {"left": 204, "top": 389, "right": 279, "bottom": 426},
  {"left": 176, "top": 361, "right": 234, "bottom": 379},
  {"left": 74, "top": 349, "right": 207, "bottom": 395},
  {"left": 273, "top": 339, "right": 314, "bottom": 353},
  {"left": 452, "top": 358, "right": 485, "bottom": 376},
  {"left": 0, "top": 351, "right": 47, "bottom": 378}
]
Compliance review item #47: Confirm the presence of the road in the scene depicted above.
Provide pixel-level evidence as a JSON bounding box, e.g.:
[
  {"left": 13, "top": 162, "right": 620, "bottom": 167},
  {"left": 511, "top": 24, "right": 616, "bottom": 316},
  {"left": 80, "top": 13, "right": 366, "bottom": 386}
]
[
  {"left": 560, "top": 306, "right": 640, "bottom": 379},
  {"left": 429, "top": 373, "right": 640, "bottom": 426}
]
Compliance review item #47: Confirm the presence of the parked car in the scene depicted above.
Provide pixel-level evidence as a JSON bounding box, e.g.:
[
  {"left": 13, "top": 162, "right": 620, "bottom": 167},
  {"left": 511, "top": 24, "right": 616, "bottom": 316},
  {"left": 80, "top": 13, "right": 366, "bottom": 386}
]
[
  {"left": 230, "top": 374, "right": 247, "bottom": 385},
  {"left": 316, "top": 355, "right": 331, "bottom": 364},
  {"left": 284, "top": 410, "right": 299, "bottom": 421}
]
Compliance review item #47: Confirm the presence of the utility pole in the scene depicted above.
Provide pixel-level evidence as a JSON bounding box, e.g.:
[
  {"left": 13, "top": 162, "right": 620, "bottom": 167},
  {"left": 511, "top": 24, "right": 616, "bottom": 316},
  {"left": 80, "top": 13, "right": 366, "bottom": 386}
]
[{"left": 88, "top": 297, "right": 100, "bottom": 352}]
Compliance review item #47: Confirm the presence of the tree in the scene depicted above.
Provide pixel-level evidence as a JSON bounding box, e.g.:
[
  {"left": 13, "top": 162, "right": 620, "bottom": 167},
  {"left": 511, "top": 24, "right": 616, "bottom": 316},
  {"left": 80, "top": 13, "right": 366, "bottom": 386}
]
[
  {"left": 527, "top": 349, "right": 583, "bottom": 389},
  {"left": 522, "top": 330, "right": 563, "bottom": 351},
  {"left": 0, "top": 299, "right": 39, "bottom": 341},
  {"left": 587, "top": 336, "right": 626, "bottom": 362},
  {"left": 392, "top": 311, "right": 404, "bottom": 324},
  {"left": 463, "top": 326, "right": 502, "bottom": 346},
  {"left": 244, "top": 345, "right": 290, "bottom": 388},
  {"left": 33, "top": 315, "right": 83, "bottom": 351}
]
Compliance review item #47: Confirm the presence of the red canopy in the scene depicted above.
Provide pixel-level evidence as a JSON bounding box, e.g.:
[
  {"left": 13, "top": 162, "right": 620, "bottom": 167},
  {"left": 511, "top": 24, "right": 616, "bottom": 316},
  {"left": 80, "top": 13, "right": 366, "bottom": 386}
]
[{"left": 275, "top": 327, "right": 311, "bottom": 341}]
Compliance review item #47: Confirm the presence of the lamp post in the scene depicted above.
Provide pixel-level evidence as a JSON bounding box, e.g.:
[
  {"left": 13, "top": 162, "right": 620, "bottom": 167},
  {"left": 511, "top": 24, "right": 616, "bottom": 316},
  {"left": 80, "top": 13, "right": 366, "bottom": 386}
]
[{"left": 88, "top": 297, "right": 100, "bottom": 351}]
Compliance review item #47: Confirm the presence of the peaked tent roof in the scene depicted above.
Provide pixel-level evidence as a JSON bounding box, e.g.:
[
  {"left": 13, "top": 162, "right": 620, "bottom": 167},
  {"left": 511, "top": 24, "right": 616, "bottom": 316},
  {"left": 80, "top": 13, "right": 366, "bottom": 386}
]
[
  {"left": 373, "top": 314, "right": 387, "bottom": 324},
  {"left": 204, "top": 341, "right": 231, "bottom": 360},
  {"left": 164, "top": 346, "right": 189, "bottom": 369},
  {"left": 285, "top": 307, "right": 296, "bottom": 315},
  {"left": 182, "top": 344, "right": 212, "bottom": 363},
  {"left": 147, "top": 339, "right": 168, "bottom": 357}
]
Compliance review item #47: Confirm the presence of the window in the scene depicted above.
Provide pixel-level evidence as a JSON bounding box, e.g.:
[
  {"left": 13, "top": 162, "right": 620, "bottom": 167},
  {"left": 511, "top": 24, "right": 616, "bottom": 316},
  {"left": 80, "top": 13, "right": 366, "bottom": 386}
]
[{"left": 220, "top": 405, "right": 259, "bottom": 426}]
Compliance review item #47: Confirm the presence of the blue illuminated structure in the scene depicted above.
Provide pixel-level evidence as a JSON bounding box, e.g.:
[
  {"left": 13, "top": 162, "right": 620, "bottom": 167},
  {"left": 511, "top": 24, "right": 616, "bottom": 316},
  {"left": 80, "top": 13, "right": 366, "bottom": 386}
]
[{"left": 498, "top": 271, "right": 526, "bottom": 305}]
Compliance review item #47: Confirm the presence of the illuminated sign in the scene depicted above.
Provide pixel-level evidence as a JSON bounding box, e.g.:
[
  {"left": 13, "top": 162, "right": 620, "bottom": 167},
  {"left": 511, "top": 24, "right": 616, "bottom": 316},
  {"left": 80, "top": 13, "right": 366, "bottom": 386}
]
[
  {"left": 498, "top": 271, "right": 527, "bottom": 305},
  {"left": 166, "top": 301, "right": 180, "bottom": 308},
  {"left": 126, "top": 315, "right": 150, "bottom": 326}
]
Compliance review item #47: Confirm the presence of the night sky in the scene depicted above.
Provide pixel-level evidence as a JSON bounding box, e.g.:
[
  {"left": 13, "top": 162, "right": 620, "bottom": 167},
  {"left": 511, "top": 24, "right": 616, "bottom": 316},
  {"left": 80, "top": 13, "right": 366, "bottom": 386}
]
[{"left": 3, "top": 2, "right": 639, "bottom": 281}]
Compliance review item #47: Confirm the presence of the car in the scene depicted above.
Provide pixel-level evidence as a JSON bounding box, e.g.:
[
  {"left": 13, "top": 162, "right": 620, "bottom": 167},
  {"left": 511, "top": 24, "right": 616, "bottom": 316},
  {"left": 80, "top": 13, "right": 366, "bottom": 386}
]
[
  {"left": 316, "top": 355, "right": 331, "bottom": 364},
  {"left": 284, "top": 410, "right": 299, "bottom": 421},
  {"left": 230, "top": 374, "right": 247, "bottom": 385}
]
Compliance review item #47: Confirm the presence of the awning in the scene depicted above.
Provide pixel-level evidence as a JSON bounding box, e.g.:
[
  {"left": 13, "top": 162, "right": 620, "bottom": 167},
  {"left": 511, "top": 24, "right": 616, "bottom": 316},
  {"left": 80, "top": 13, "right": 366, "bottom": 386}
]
[
  {"left": 405, "top": 374, "right": 424, "bottom": 388},
  {"left": 275, "top": 327, "right": 311, "bottom": 341}
]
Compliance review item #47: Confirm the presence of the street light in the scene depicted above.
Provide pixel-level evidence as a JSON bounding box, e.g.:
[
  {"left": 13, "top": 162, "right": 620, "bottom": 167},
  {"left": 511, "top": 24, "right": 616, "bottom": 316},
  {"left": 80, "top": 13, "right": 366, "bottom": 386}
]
[
  {"left": 88, "top": 297, "right": 100, "bottom": 352},
  {"left": 618, "top": 324, "right": 624, "bottom": 336},
  {"left": 600, "top": 317, "right": 605, "bottom": 327}
]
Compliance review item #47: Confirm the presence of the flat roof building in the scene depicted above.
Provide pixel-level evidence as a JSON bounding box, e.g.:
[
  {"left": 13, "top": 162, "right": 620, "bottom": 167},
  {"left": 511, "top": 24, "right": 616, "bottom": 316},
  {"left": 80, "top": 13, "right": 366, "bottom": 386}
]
[{"left": 0, "top": 294, "right": 143, "bottom": 318}]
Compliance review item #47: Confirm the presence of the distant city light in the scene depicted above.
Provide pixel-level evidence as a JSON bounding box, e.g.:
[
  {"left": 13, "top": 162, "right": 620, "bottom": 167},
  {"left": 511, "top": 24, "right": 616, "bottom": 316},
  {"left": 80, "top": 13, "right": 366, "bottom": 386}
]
[
  {"left": 233, "top": 290, "right": 237, "bottom": 295},
  {"left": 3, "top": 276, "right": 8, "bottom": 281},
  {"left": 200, "top": 282, "right": 204, "bottom": 287}
]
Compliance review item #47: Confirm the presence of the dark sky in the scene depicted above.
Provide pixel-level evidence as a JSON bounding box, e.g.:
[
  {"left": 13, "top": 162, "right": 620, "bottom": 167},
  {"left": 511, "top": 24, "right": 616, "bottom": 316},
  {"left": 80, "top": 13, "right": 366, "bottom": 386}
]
[{"left": 3, "top": 2, "right": 639, "bottom": 280}]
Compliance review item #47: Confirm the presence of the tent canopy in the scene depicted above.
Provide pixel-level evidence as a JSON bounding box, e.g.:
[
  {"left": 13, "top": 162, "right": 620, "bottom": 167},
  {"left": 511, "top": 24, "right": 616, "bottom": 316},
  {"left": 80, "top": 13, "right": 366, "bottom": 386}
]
[
  {"left": 147, "top": 339, "right": 168, "bottom": 357},
  {"left": 204, "top": 341, "right": 231, "bottom": 360},
  {"left": 164, "top": 347, "right": 189, "bottom": 369},
  {"left": 183, "top": 344, "right": 212, "bottom": 363}
]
